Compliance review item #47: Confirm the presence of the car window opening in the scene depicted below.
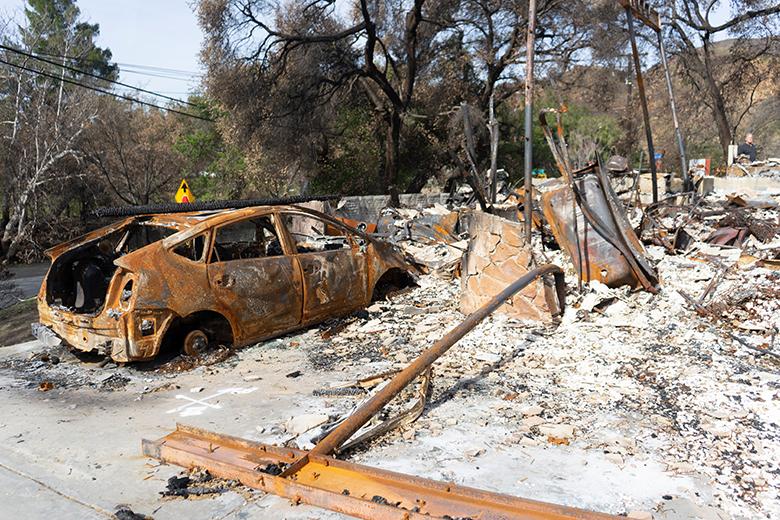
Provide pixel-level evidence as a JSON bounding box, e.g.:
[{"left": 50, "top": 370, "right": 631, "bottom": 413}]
[
  {"left": 173, "top": 234, "right": 206, "bottom": 262},
  {"left": 211, "top": 216, "right": 283, "bottom": 262},
  {"left": 45, "top": 222, "right": 177, "bottom": 315},
  {"left": 283, "top": 214, "right": 353, "bottom": 253}
]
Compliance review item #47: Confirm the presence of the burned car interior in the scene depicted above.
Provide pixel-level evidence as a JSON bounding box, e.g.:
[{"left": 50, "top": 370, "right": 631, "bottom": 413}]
[
  {"left": 45, "top": 222, "right": 177, "bottom": 314},
  {"left": 211, "top": 216, "right": 282, "bottom": 261},
  {"left": 284, "top": 213, "right": 359, "bottom": 253}
]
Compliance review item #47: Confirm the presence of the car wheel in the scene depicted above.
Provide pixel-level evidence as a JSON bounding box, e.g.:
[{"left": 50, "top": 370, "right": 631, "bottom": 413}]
[{"left": 183, "top": 329, "right": 210, "bottom": 357}]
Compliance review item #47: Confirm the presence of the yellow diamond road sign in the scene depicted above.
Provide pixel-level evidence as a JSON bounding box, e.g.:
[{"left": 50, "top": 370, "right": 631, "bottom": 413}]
[{"left": 175, "top": 179, "right": 195, "bottom": 204}]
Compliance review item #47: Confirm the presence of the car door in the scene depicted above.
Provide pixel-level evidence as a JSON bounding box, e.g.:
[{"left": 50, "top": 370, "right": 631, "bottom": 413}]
[
  {"left": 279, "top": 211, "right": 368, "bottom": 324},
  {"left": 206, "top": 213, "right": 303, "bottom": 342}
]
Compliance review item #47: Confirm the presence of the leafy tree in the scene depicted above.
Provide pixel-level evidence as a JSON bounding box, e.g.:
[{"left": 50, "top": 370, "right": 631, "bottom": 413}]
[{"left": 22, "top": 0, "right": 117, "bottom": 79}]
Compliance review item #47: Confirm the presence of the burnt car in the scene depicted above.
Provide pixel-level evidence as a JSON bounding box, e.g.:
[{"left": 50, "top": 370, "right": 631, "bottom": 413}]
[{"left": 35, "top": 205, "right": 415, "bottom": 362}]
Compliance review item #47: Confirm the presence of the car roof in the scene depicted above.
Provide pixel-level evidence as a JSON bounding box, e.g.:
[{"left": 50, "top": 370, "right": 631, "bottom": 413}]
[
  {"left": 146, "top": 204, "right": 322, "bottom": 230},
  {"left": 157, "top": 204, "right": 368, "bottom": 248},
  {"left": 48, "top": 205, "right": 349, "bottom": 258}
]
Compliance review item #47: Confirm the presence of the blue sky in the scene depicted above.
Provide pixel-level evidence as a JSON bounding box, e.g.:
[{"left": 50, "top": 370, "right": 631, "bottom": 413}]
[{"left": 0, "top": 0, "right": 204, "bottom": 101}]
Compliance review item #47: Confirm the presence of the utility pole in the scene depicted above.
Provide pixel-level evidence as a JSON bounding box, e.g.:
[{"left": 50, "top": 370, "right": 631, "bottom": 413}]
[{"left": 523, "top": 0, "right": 537, "bottom": 243}]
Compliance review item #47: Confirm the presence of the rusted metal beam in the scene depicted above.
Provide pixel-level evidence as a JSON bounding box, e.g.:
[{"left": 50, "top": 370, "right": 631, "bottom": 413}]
[
  {"left": 657, "top": 27, "right": 690, "bottom": 191},
  {"left": 625, "top": 6, "right": 658, "bottom": 204},
  {"left": 282, "top": 264, "right": 565, "bottom": 478},
  {"left": 523, "top": 0, "right": 538, "bottom": 243},
  {"left": 617, "top": 0, "right": 660, "bottom": 32},
  {"left": 144, "top": 423, "right": 619, "bottom": 520}
]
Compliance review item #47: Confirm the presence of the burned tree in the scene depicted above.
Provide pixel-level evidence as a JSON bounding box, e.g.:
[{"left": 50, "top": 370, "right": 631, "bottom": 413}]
[
  {"left": 667, "top": 0, "right": 780, "bottom": 158},
  {"left": 83, "top": 100, "right": 185, "bottom": 206},
  {"left": 198, "top": 0, "right": 452, "bottom": 198},
  {"left": 0, "top": 0, "right": 111, "bottom": 261}
]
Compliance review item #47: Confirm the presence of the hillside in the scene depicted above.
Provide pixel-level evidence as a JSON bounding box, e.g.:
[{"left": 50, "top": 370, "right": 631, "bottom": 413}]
[{"left": 546, "top": 38, "right": 780, "bottom": 170}]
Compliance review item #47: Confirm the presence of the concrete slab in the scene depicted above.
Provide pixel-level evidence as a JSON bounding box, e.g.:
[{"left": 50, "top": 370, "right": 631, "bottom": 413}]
[
  {"left": 0, "top": 339, "right": 353, "bottom": 520},
  {"left": 709, "top": 175, "right": 780, "bottom": 196},
  {"left": 0, "top": 463, "right": 106, "bottom": 519}
]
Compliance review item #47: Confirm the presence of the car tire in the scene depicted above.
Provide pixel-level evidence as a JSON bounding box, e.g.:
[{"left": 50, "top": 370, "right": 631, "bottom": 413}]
[{"left": 183, "top": 329, "right": 210, "bottom": 357}]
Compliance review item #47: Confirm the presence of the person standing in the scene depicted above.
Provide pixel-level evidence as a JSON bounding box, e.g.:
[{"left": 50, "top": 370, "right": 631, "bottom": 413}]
[{"left": 737, "top": 133, "right": 757, "bottom": 162}]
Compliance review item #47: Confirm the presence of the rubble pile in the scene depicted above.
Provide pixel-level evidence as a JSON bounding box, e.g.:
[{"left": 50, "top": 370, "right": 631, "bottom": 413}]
[
  {"left": 288, "top": 253, "right": 778, "bottom": 517},
  {"left": 3, "top": 178, "right": 779, "bottom": 518},
  {"left": 377, "top": 203, "right": 467, "bottom": 275},
  {"left": 271, "top": 189, "right": 780, "bottom": 518},
  {"left": 727, "top": 158, "right": 780, "bottom": 178}
]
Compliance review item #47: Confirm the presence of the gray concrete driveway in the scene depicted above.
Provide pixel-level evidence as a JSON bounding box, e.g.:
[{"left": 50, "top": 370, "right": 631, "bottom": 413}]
[{"left": 7, "top": 262, "right": 49, "bottom": 299}]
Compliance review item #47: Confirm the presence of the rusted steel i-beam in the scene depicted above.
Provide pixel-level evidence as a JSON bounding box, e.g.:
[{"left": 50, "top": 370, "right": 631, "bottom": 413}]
[
  {"left": 281, "top": 264, "right": 566, "bottom": 477},
  {"left": 625, "top": 6, "right": 659, "bottom": 204},
  {"left": 523, "top": 0, "right": 538, "bottom": 244},
  {"left": 143, "top": 423, "right": 619, "bottom": 520}
]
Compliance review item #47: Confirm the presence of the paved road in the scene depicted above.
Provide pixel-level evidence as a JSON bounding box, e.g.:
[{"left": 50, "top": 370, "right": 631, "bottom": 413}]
[{"left": 7, "top": 262, "right": 48, "bottom": 299}]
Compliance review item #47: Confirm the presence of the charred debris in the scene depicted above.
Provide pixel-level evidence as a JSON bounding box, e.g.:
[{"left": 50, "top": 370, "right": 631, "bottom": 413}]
[
  {"left": 139, "top": 117, "right": 779, "bottom": 519},
  {"left": 19, "top": 104, "right": 780, "bottom": 519}
]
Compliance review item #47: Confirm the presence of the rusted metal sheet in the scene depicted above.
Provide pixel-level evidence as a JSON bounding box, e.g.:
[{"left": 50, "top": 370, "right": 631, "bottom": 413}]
[
  {"left": 143, "top": 424, "right": 619, "bottom": 520},
  {"left": 539, "top": 110, "right": 659, "bottom": 292},
  {"left": 38, "top": 205, "right": 414, "bottom": 362}
]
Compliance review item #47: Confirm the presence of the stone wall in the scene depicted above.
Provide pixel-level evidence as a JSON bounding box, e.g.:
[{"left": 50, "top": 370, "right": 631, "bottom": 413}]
[{"left": 460, "top": 211, "right": 558, "bottom": 323}]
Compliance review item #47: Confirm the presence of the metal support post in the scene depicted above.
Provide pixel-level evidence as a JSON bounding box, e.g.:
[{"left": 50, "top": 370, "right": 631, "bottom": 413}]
[
  {"left": 657, "top": 28, "right": 690, "bottom": 191},
  {"left": 625, "top": 7, "right": 658, "bottom": 203},
  {"left": 523, "top": 0, "right": 537, "bottom": 242}
]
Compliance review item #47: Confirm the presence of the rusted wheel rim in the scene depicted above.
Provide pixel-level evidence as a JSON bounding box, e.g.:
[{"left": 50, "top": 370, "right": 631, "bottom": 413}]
[{"left": 183, "top": 329, "right": 209, "bottom": 357}]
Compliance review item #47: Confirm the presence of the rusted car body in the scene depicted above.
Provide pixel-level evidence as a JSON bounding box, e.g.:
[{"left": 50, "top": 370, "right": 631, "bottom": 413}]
[{"left": 36, "top": 205, "right": 414, "bottom": 362}]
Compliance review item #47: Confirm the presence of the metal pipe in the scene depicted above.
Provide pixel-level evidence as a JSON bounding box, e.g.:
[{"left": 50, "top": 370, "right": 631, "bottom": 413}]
[
  {"left": 657, "top": 27, "right": 689, "bottom": 191},
  {"left": 92, "top": 194, "right": 340, "bottom": 218},
  {"left": 489, "top": 93, "right": 499, "bottom": 204},
  {"left": 523, "top": 0, "right": 537, "bottom": 243},
  {"left": 625, "top": 7, "right": 658, "bottom": 204},
  {"left": 281, "top": 264, "right": 566, "bottom": 477}
]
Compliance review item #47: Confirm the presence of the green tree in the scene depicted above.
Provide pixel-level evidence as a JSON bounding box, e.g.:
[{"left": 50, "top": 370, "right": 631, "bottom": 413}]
[{"left": 21, "top": 0, "right": 116, "bottom": 79}]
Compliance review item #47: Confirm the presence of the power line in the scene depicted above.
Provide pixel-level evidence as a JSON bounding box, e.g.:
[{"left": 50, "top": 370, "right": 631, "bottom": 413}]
[
  {"left": 120, "top": 68, "right": 201, "bottom": 82},
  {"left": 0, "top": 44, "right": 201, "bottom": 108},
  {"left": 0, "top": 57, "right": 214, "bottom": 122},
  {"left": 29, "top": 50, "right": 203, "bottom": 76}
]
